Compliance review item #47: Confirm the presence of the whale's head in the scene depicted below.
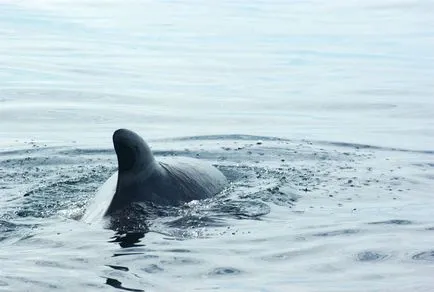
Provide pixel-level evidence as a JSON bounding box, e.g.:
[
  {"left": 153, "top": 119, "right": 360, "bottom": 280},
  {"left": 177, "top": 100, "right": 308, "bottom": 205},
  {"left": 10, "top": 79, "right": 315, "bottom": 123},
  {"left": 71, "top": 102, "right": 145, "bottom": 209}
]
[{"left": 113, "top": 129, "right": 155, "bottom": 174}]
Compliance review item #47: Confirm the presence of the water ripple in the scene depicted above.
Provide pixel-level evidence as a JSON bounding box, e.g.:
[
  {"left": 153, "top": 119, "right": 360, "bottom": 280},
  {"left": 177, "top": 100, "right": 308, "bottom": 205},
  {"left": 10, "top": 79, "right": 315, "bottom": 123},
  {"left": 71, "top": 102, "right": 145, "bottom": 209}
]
[
  {"left": 107, "top": 265, "right": 129, "bottom": 272},
  {"left": 209, "top": 267, "right": 242, "bottom": 276},
  {"left": 313, "top": 229, "right": 360, "bottom": 237},
  {"left": 142, "top": 264, "right": 164, "bottom": 274},
  {"left": 412, "top": 251, "right": 434, "bottom": 262},
  {"left": 368, "top": 219, "right": 413, "bottom": 225}
]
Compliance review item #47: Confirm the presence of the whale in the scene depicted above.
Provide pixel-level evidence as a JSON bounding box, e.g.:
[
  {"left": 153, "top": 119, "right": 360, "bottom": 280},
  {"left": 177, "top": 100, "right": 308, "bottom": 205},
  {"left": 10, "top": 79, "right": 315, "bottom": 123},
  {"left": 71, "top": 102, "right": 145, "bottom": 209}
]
[{"left": 82, "top": 129, "right": 227, "bottom": 226}]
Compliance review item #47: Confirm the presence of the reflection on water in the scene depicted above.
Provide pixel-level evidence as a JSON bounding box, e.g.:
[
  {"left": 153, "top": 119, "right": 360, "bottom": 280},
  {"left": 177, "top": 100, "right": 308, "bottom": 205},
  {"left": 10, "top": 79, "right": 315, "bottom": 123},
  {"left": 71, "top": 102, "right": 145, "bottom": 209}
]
[
  {"left": 105, "top": 278, "right": 144, "bottom": 292},
  {"left": 109, "top": 232, "right": 146, "bottom": 249}
]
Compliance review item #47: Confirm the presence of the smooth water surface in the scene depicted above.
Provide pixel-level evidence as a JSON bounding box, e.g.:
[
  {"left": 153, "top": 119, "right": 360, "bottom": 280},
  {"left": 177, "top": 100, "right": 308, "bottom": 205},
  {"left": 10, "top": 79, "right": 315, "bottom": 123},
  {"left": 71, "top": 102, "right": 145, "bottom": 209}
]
[{"left": 1, "top": 0, "right": 434, "bottom": 291}]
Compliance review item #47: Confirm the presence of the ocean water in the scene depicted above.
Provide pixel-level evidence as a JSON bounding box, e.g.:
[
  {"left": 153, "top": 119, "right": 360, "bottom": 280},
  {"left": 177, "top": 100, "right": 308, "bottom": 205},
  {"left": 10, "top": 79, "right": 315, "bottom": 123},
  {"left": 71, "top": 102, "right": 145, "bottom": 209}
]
[{"left": 1, "top": 0, "right": 433, "bottom": 291}]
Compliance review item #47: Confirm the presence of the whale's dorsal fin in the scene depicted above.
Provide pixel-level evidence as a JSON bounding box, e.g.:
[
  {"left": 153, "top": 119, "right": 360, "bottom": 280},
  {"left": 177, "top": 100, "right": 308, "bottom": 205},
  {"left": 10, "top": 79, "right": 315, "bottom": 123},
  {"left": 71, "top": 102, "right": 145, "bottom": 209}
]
[{"left": 113, "top": 128, "right": 155, "bottom": 174}]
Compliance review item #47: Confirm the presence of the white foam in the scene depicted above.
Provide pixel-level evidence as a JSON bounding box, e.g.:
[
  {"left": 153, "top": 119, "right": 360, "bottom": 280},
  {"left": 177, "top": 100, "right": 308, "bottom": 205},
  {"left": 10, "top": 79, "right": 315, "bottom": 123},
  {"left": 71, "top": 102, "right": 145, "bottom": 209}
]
[{"left": 81, "top": 171, "right": 117, "bottom": 226}]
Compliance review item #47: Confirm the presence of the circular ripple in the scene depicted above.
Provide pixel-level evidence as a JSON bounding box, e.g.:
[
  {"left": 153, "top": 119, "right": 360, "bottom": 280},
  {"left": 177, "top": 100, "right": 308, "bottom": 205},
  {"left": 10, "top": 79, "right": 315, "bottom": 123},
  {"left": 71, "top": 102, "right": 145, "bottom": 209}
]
[{"left": 209, "top": 267, "right": 242, "bottom": 276}]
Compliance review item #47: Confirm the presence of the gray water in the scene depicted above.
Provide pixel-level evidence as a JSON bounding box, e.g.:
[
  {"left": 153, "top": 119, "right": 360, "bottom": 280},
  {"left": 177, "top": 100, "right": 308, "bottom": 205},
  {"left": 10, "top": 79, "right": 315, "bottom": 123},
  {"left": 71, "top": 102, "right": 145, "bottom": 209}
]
[{"left": 1, "top": 0, "right": 434, "bottom": 291}]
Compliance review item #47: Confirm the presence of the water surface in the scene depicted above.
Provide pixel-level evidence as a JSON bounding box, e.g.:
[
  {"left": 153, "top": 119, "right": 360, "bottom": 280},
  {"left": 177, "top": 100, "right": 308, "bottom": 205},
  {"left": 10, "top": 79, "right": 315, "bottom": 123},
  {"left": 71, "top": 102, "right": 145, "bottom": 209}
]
[{"left": 1, "top": 0, "right": 434, "bottom": 291}]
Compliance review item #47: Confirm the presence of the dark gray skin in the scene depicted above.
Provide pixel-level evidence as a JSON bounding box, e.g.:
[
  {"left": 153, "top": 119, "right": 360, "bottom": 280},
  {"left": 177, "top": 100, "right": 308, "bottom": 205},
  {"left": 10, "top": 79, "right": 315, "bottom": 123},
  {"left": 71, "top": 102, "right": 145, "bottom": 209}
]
[{"left": 104, "top": 129, "right": 227, "bottom": 217}]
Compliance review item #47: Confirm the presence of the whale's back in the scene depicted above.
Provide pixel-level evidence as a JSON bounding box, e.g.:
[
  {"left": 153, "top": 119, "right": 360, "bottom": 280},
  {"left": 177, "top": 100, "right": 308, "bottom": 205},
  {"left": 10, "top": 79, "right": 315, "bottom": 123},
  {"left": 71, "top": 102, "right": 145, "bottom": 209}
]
[{"left": 158, "top": 157, "right": 227, "bottom": 202}]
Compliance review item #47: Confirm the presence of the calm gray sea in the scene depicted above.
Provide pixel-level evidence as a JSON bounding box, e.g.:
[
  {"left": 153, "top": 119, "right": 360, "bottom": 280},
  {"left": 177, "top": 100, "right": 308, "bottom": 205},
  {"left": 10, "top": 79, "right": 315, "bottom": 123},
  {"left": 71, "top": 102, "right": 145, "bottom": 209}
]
[{"left": 1, "top": 0, "right": 433, "bottom": 291}]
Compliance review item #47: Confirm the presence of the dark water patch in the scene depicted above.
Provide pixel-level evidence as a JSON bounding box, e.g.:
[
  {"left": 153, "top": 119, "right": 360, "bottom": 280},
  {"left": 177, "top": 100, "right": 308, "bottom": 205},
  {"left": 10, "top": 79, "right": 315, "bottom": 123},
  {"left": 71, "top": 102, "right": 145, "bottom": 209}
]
[
  {"left": 368, "top": 219, "right": 413, "bottom": 225},
  {"left": 106, "top": 201, "right": 187, "bottom": 233},
  {"left": 107, "top": 265, "right": 129, "bottom": 272},
  {"left": 356, "top": 251, "right": 390, "bottom": 262},
  {"left": 109, "top": 232, "right": 146, "bottom": 248},
  {"left": 107, "top": 215, "right": 150, "bottom": 234},
  {"left": 105, "top": 278, "right": 144, "bottom": 292},
  {"left": 112, "top": 252, "right": 146, "bottom": 258},
  {"left": 165, "top": 248, "right": 191, "bottom": 253},
  {"left": 313, "top": 229, "right": 360, "bottom": 237},
  {"left": 426, "top": 227, "right": 434, "bottom": 231},
  {"left": 209, "top": 267, "right": 242, "bottom": 276},
  {"left": 412, "top": 251, "right": 434, "bottom": 262}
]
